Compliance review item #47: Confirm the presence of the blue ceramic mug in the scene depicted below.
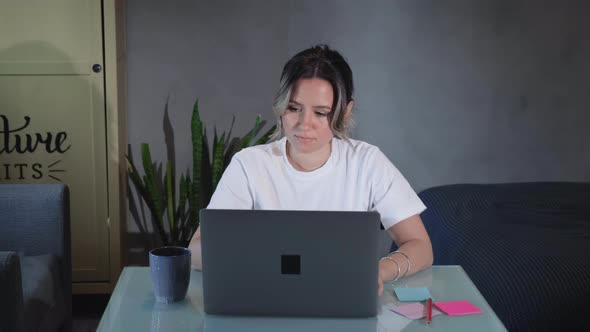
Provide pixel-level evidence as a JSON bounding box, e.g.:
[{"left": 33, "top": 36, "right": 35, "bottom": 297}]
[{"left": 149, "top": 246, "right": 191, "bottom": 303}]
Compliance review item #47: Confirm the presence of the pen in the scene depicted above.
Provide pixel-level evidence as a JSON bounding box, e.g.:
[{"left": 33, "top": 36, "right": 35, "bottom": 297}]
[{"left": 426, "top": 298, "right": 433, "bottom": 324}]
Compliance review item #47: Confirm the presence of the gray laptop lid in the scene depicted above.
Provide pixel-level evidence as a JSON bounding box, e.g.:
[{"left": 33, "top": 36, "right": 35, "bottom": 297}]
[{"left": 200, "top": 209, "right": 381, "bottom": 317}]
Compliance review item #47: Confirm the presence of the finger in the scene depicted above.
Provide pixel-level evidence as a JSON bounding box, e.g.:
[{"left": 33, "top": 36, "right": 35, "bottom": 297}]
[{"left": 378, "top": 282, "right": 383, "bottom": 296}]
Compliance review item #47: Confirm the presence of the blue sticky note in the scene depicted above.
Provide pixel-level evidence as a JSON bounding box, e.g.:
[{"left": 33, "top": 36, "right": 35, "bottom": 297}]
[{"left": 393, "top": 287, "right": 432, "bottom": 302}]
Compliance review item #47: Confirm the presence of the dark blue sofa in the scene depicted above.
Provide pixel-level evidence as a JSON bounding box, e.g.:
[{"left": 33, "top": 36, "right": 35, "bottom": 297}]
[
  {"left": 0, "top": 184, "right": 72, "bottom": 332},
  {"left": 398, "top": 182, "right": 590, "bottom": 331}
]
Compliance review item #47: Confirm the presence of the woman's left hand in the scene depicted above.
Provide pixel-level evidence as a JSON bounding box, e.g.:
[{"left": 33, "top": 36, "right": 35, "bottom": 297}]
[
  {"left": 377, "top": 261, "right": 391, "bottom": 296},
  {"left": 376, "top": 214, "right": 435, "bottom": 296}
]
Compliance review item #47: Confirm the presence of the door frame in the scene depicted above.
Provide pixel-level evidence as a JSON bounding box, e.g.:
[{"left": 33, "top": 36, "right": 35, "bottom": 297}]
[{"left": 72, "top": 0, "right": 127, "bottom": 294}]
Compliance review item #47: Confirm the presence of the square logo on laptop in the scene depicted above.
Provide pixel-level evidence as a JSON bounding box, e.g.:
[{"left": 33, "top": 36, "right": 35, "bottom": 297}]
[{"left": 281, "top": 255, "right": 301, "bottom": 275}]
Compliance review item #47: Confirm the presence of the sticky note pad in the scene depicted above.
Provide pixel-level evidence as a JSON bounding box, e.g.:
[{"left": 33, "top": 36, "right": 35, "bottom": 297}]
[
  {"left": 434, "top": 300, "right": 482, "bottom": 316},
  {"left": 393, "top": 287, "right": 432, "bottom": 302},
  {"left": 389, "top": 302, "right": 442, "bottom": 320}
]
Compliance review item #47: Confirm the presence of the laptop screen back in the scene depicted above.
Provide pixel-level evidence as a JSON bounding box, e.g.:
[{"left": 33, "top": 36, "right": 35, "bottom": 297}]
[{"left": 200, "top": 209, "right": 381, "bottom": 317}]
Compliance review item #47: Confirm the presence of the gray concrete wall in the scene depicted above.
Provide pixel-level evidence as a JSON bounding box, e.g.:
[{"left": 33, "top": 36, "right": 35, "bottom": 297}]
[{"left": 125, "top": 0, "right": 590, "bottom": 259}]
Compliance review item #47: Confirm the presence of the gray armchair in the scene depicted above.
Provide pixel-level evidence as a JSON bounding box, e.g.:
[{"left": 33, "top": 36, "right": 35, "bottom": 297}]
[{"left": 0, "top": 184, "right": 72, "bottom": 332}]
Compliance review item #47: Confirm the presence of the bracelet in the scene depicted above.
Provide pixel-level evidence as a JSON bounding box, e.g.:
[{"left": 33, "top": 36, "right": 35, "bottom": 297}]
[
  {"left": 379, "top": 256, "right": 401, "bottom": 281},
  {"left": 388, "top": 250, "right": 411, "bottom": 278}
]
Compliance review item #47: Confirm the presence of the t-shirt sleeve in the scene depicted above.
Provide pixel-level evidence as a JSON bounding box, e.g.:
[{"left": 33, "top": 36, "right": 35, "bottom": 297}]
[
  {"left": 369, "top": 148, "right": 426, "bottom": 230},
  {"left": 207, "top": 154, "right": 253, "bottom": 209}
]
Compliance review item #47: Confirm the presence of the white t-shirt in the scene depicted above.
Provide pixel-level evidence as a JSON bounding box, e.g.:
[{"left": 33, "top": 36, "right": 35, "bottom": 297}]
[{"left": 208, "top": 137, "right": 426, "bottom": 230}]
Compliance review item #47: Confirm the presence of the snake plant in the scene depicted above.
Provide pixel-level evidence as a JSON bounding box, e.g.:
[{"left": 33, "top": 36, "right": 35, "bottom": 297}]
[{"left": 127, "top": 98, "right": 275, "bottom": 247}]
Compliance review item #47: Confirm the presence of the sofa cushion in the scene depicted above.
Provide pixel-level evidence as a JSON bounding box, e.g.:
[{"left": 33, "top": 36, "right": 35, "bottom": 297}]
[
  {"left": 0, "top": 252, "right": 24, "bottom": 332},
  {"left": 412, "top": 182, "right": 590, "bottom": 332},
  {"left": 21, "top": 254, "right": 66, "bottom": 332}
]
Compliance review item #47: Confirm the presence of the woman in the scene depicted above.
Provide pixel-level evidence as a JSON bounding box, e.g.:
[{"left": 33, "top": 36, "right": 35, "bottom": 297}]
[{"left": 189, "top": 45, "right": 433, "bottom": 295}]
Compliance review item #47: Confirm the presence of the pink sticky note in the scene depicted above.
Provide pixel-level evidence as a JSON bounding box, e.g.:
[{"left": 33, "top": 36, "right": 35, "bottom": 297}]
[
  {"left": 434, "top": 300, "right": 482, "bottom": 316},
  {"left": 389, "top": 302, "right": 442, "bottom": 320}
]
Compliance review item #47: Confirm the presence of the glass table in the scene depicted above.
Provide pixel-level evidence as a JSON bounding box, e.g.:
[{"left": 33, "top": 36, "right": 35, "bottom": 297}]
[{"left": 98, "top": 265, "right": 506, "bottom": 331}]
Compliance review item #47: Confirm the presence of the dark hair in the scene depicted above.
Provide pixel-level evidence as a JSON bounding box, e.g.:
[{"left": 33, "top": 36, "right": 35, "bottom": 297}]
[{"left": 271, "top": 44, "right": 354, "bottom": 139}]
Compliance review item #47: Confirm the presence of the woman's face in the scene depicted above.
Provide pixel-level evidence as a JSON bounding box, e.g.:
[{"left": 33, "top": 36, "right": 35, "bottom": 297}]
[{"left": 282, "top": 78, "right": 334, "bottom": 156}]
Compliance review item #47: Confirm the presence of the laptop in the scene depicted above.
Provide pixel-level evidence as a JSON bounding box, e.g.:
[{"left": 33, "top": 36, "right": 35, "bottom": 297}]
[{"left": 200, "top": 209, "right": 381, "bottom": 318}]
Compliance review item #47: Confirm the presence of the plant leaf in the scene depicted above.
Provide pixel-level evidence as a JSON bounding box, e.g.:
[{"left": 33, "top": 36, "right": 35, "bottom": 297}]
[
  {"left": 211, "top": 132, "right": 226, "bottom": 191},
  {"left": 239, "top": 115, "right": 262, "bottom": 149},
  {"left": 223, "top": 137, "right": 241, "bottom": 167},
  {"left": 125, "top": 149, "right": 147, "bottom": 202},
  {"left": 255, "top": 125, "right": 277, "bottom": 145},
  {"left": 225, "top": 115, "right": 236, "bottom": 144},
  {"left": 190, "top": 99, "right": 203, "bottom": 234},
  {"left": 140, "top": 143, "right": 168, "bottom": 245},
  {"left": 177, "top": 173, "right": 188, "bottom": 242},
  {"left": 166, "top": 160, "right": 175, "bottom": 243},
  {"left": 200, "top": 131, "right": 213, "bottom": 209}
]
